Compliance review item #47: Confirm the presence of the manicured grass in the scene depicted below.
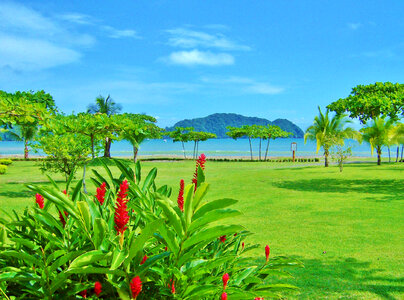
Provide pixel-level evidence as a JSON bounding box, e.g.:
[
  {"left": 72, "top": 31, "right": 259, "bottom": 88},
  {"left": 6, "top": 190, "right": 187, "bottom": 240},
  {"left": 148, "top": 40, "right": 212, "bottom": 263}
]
[{"left": 1, "top": 160, "right": 403, "bottom": 299}]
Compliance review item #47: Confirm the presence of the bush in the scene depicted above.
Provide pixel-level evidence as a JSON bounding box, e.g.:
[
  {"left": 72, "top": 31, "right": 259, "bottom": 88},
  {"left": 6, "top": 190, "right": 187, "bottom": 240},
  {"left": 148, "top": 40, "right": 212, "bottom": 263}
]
[
  {"left": 0, "top": 159, "right": 12, "bottom": 165},
  {"left": 0, "top": 164, "right": 7, "bottom": 174},
  {"left": 314, "top": 158, "right": 320, "bottom": 162},
  {"left": 0, "top": 156, "right": 301, "bottom": 299}
]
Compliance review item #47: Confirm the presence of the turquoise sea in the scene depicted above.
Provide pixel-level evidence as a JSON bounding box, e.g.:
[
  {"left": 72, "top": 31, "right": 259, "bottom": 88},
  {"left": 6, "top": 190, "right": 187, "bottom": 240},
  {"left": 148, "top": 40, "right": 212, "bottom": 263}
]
[{"left": 0, "top": 138, "right": 384, "bottom": 158}]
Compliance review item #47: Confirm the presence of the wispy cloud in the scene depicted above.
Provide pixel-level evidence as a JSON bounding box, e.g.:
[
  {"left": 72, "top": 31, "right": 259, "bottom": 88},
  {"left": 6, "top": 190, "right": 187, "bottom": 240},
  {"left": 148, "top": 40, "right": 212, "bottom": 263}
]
[
  {"left": 347, "top": 22, "right": 362, "bottom": 30},
  {"left": 101, "top": 26, "right": 140, "bottom": 39},
  {"left": 59, "top": 13, "right": 95, "bottom": 25},
  {"left": 166, "top": 28, "right": 250, "bottom": 51},
  {"left": 200, "top": 76, "right": 284, "bottom": 95},
  {"left": 166, "top": 50, "right": 234, "bottom": 66}
]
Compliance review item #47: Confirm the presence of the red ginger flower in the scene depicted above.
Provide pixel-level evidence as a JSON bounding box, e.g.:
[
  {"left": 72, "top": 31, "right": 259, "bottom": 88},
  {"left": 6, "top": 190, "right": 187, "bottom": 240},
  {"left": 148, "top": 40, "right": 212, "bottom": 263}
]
[
  {"left": 140, "top": 255, "right": 148, "bottom": 265},
  {"left": 130, "top": 276, "right": 142, "bottom": 299},
  {"left": 177, "top": 179, "right": 185, "bottom": 211},
  {"left": 222, "top": 273, "right": 229, "bottom": 289},
  {"left": 96, "top": 182, "right": 107, "bottom": 205},
  {"left": 192, "top": 153, "right": 206, "bottom": 190},
  {"left": 94, "top": 281, "right": 102, "bottom": 297},
  {"left": 221, "top": 292, "right": 228, "bottom": 300},
  {"left": 171, "top": 281, "right": 175, "bottom": 294},
  {"left": 255, "top": 298, "right": 265, "bottom": 300},
  {"left": 35, "top": 193, "right": 44, "bottom": 209},
  {"left": 242, "top": 242, "right": 245, "bottom": 250},
  {"left": 114, "top": 180, "right": 130, "bottom": 235},
  {"left": 58, "top": 210, "right": 68, "bottom": 227},
  {"left": 219, "top": 235, "right": 226, "bottom": 243},
  {"left": 265, "top": 245, "right": 270, "bottom": 262},
  {"left": 79, "top": 289, "right": 87, "bottom": 298},
  {"left": 62, "top": 190, "right": 67, "bottom": 195}
]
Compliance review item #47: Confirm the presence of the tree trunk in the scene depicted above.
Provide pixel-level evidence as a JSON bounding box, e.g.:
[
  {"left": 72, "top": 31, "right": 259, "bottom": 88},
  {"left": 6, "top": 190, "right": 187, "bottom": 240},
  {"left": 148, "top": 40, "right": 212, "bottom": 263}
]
[
  {"left": 264, "top": 139, "right": 270, "bottom": 160},
  {"left": 193, "top": 141, "right": 197, "bottom": 159},
  {"left": 196, "top": 141, "right": 199, "bottom": 157},
  {"left": 133, "top": 145, "right": 139, "bottom": 163},
  {"left": 401, "top": 145, "right": 403, "bottom": 162},
  {"left": 182, "top": 141, "right": 186, "bottom": 159},
  {"left": 104, "top": 137, "right": 112, "bottom": 158},
  {"left": 82, "top": 164, "right": 88, "bottom": 194},
  {"left": 248, "top": 137, "right": 253, "bottom": 160},
  {"left": 24, "top": 139, "right": 29, "bottom": 160},
  {"left": 324, "top": 149, "right": 329, "bottom": 167},
  {"left": 377, "top": 146, "right": 382, "bottom": 165},
  {"left": 388, "top": 147, "right": 391, "bottom": 163},
  {"left": 339, "top": 161, "right": 343, "bottom": 172},
  {"left": 396, "top": 146, "right": 399, "bottom": 162},
  {"left": 91, "top": 134, "right": 95, "bottom": 159},
  {"left": 259, "top": 138, "right": 262, "bottom": 161}
]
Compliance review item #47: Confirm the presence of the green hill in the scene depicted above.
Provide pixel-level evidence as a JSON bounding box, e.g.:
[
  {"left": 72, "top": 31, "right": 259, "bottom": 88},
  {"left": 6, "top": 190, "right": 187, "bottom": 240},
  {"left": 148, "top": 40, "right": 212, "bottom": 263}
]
[{"left": 166, "top": 113, "right": 304, "bottom": 138}]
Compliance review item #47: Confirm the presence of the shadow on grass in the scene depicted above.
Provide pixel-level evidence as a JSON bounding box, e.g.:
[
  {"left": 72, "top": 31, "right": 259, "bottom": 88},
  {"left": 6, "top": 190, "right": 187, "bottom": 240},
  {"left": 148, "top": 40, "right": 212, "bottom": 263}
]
[
  {"left": 290, "top": 257, "right": 404, "bottom": 299},
  {"left": 0, "top": 190, "right": 32, "bottom": 198},
  {"left": 274, "top": 179, "right": 403, "bottom": 199}
]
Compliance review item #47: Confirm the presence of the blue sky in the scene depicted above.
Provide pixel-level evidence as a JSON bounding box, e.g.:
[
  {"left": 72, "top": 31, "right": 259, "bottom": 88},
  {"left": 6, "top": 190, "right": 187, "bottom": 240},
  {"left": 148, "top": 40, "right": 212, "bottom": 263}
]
[{"left": 1, "top": 0, "right": 403, "bottom": 129}]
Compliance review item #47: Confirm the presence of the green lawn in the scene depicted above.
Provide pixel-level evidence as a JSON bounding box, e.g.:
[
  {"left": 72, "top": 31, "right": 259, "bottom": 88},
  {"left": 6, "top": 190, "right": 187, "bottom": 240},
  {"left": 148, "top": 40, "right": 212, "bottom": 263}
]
[{"left": 1, "top": 160, "right": 403, "bottom": 299}]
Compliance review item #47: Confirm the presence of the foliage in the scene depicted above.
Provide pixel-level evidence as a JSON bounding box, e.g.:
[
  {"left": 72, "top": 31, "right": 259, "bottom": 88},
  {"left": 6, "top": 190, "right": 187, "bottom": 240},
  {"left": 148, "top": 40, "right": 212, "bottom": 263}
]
[
  {"left": 0, "top": 159, "right": 13, "bottom": 166},
  {"left": 327, "top": 82, "right": 404, "bottom": 123},
  {"left": 188, "top": 131, "right": 217, "bottom": 158},
  {"left": 0, "top": 158, "right": 301, "bottom": 299},
  {"left": 329, "top": 136, "right": 353, "bottom": 172},
  {"left": 166, "top": 127, "right": 194, "bottom": 159},
  {"left": 360, "top": 117, "right": 395, "bottom": 165},
  {"left": 304, "top": 107, "right": 359, "bottom": 167},
  {"left": 0, "top": 164, "right": 7, "bottom": 174},
  {"left": 166, "top": 113, "right": 304, "bottom": 138},
  {"left": 33, "top": 130, "right": 91, "bottom": 180}
]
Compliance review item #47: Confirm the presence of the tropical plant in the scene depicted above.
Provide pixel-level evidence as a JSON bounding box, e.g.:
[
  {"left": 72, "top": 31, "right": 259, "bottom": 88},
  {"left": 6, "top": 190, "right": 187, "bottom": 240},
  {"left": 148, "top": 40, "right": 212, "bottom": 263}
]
[
  {"left": 305, "top": 107, "right": 359, "bottom": 167},
  {"left": 0, "top": 157, "right": 302, "bottom": 299},
  {"left": 360, "top": 117, "right": 395, "bottom": 165},
  {"left": 226, "top": 125, "right": 255, "bottom": 160},
  {"left": 388, "top": 122, "right": 404, "bottom": 162},
  {"left": 0, "top": 164, "right": 7, "bottom": 174},
  {"left": 329, "top": 136, "right": 353, "bottom": 172},
  {"left": 87, "top": 95, "right": 122, "bottom": 158},
  {"left": 260, "top": 125, "right": 291, "bottom": 161},
  {"left": 188, "top": 131, "right": 217, "bottom": 158},
  {"left": 327, "top": 82, "right": 404, "bottom": 123}
]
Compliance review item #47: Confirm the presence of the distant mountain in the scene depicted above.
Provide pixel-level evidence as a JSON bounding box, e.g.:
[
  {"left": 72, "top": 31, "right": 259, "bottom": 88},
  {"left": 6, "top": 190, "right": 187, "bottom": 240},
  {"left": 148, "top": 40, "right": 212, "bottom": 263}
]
[{"left": 165, "top": 113, "right": 304, "bottom": 138}]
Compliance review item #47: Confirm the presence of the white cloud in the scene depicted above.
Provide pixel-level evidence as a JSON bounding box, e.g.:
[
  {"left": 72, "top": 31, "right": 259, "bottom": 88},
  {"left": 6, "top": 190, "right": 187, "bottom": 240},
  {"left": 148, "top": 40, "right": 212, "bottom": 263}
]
[
  {"left": 101, "top": 26, "right": 140, "bottom": 39},
  {"left": 59, "top": 13, "right": 95, "bottom": 25},
  {"left": 166, "top": 28, "right": 250, "bottom": 51},
  {"left": 347, "top": 23, "right": 362, "bottom": 30},
  {"left": 167, "top": 50, "right": 234, "bottom": 66},
  {"left": 200, "top": 76, "right": 284, "bottom": 95}
]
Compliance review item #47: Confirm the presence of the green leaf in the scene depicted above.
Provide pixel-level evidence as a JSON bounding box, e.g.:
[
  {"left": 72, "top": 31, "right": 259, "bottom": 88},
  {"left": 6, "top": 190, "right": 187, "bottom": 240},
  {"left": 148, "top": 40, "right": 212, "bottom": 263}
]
[
  {"left": 183, "top": 184, "right": 194, "bottom": 227},
  {"left": 93, "top": 218, "right": 108, "bottom": 249},
  {"left": 114, "top": 159, "right": 135, "bottom": 183},
  {"left": 156, "top": 199, "right": 184, "bottom": 237},
  {"left": 193, "top": 198, "right": 238, "bottom": 220},
  {"left": 196, "top": 166, "right": 205, "bottom": 189},
  {"left": 71, "top": 179, "right": 83, "bottom": 202},
  {"left": 136, "top": 252, "right": 170, "bottom": 276},
  {"left": 111, "top": 248, "right": 128, "bottom": 270},
  {"left": 125, "top": 219, "right": 163, "bottom": 267},
  {"left": 142, "top": 167, "right": 157, "bottom": 192},
  {"left": 69, "top": 250, "right": 108, "bottom": 269},
  {"left": 188, "top": 209, "right": 241, "bottom": 233},
  {"left": 134, "top": 161, "right": 141, "bottom": 183},
  {"left": 192, "top": 182, "right": 209, "bottom": 210},
  {"left": 182, "top": 225, "right": 244, "bottom": 250},
  {"left": 77, "top": 201, "right": 91, "bottom": 232},
  {"left": 65, "top": 168, "right": 75, "bottom": 192},
  {"left": 156, "top": 227, "right": 179, "bottom": 254},
  {"left": 0, "top": 250, "right": 39, "bottom": 266},
  {"left": 92, "top": 169, "right": 110, "bottom": 189},
  {"left": 10, "top": 238, "right": 40, "bottom": 250},
  {"left": 49, "top": 251, "right": 83, "bottom": 272}
]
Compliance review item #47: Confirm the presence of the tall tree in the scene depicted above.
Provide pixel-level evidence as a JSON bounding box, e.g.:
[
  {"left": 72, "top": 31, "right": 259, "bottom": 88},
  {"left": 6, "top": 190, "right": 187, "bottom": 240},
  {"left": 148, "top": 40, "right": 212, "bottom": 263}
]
[
  {"left": 327, "top": 82, "right": 404, "bottom": 123},
  {"left": 305, "top": 107, "right": 358, "bottom": 167},
  {"left": 87, "top": 95, "right": 122, "bottom": 158},
  {"left": 389, "top": 123, "right": 404, "bottom": 162},
  {"left": 226, "top": 126, "right": 254, "bottom": 160},
  {"left": 262, "top": 125, "right": 291, "bottom": 160},
  {"left": 167, "top": 127, "right": 193, "bottom": 159},
  {"left": 360, "top": 117, "right": 395, "bottom": 165},
  {"left": 189, "top": 131, "right": 217, "bottom": 158}
]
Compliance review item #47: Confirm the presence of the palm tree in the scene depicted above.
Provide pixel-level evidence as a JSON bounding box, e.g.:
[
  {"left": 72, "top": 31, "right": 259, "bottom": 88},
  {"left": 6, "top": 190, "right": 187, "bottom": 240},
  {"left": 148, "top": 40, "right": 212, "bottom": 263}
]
[
  {"left": 390, "top": 123, "right": 404, "bottom": 162},
  {"left": 87, "top": 95, "right": 121, "bottom": 157},
  {"left": 305, "top": 106, "right": 358, "bottom": 167},
  {"left": 360, "top": 117, "right": 395, "bottom": 165}
]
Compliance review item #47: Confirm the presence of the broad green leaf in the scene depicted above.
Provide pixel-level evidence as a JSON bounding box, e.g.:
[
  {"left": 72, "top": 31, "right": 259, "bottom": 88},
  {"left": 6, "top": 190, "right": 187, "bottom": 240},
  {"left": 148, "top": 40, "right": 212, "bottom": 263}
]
[
  {"left": 183, "top": 225, "right": 244, "bottom": 250},
  {"left": 188, "top": 209, "right": 241, "bottom": 233},
  {"left": 93, "top": 218, "right": 108, "bottom": 249},
  {"left": 183, "top": 184, "right": 194, "bottom": 227},
  {"left": 77, "top": 201, "right": 91, "bottom": 232},
  {"left": 111, "top": 248, "right": 128, "bottom": 270},
  {"left": 92, "top": 169, "right": 110, "bottom": 189},
  {"left": 134, "top": 161, "right": 141, "bottom": 183},
  {"left": 142, "top": 167, "right": 157, "bottom": 192},
  {"left": 69, "top": 250, "right": 108, "bottom": 269},
  {"left": 156, "top": 199, "right": 184, "bottom": 237},
  {"left": 71, "top": 179, "right": 83, "bottom": 202},
  {"left": 192, "top": 182, "right": 209, "bottom": 210},
  {"left": 193, "top": 198, "right": 238, "bottom": 220}
]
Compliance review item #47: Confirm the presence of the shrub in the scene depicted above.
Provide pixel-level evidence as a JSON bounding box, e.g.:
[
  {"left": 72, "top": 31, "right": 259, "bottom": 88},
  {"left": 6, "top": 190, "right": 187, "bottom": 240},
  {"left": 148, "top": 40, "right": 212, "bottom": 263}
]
[
  {"left": 314, "top": 158, "right": 320, "bottom": 162},
  {"left": 0, "top": 159, "right": 12, "bottom": 165},
  {"left": 0, "top": 156, "right": 301, "bottom": 299},
  {"left": 0, "top": 165, "right": 7, "bottom": 174}
]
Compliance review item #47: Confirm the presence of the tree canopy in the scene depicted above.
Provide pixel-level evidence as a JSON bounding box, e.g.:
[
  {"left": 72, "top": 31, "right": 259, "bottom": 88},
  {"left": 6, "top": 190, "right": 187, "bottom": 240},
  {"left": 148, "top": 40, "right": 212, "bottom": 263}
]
[{"left": 327, "top": 82, "right": 404, "bottom": 123}]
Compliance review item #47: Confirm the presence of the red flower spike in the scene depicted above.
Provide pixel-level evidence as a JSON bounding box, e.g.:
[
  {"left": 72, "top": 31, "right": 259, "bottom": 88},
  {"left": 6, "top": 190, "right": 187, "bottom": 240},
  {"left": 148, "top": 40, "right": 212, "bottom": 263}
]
[
  {"left": 222, "top": 273, "right": 229, "bottom": 289},
  {"left": 62, "top": 190, "right": 67, "bottom": 195},
  {"left": 265, "top": 245, "right": 270, "bottom": 262},
  {"left": 140, "top": 255, "right": 148, "bottom": 265},
  {"left": 219, "top": 235, "right": 226, "bottom": 243},
  {"left": 95, "top": 182, "right": 107, "bottom": 205},
  {"left": 35, "top": 193, "right": 44, "bottom": 209},
  {"left": 94, "top": 281, "right": 102, "bottom": 296},
  {"left": 177, "top": 179, "right": 185, "bottom": 211},
  {"left": 192, "top": 153, "right": 206, "bottom": 190},
  {"left": 171, "top": 281, "right": 175, "bottom": 294},
  {"left": 255, "top": 298, "right": 265, "bottom": 300},
  {"left": 114, "top": 180, "right": 130, "bottom": 235},
  {"left": 58, "top": 210, "right": 66, "bottom": 227},
  {"left": 79, "top": 289, "right": 87, "bottom": 298},
  {"left": 242, "top": 242, "right": 245, "bottom": 250},
  {"left": 221, "top": 292, "right": 228, "bottom": 300},
  {"left": 130, "top": 276, "right": 142, "bottom": 299}
]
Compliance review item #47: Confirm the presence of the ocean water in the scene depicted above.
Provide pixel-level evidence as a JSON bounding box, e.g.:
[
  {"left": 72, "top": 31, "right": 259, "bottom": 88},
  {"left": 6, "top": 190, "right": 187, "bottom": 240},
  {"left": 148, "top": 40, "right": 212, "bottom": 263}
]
[{"left": 0, "top": 138, "right": 385, "bottom": 158}]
